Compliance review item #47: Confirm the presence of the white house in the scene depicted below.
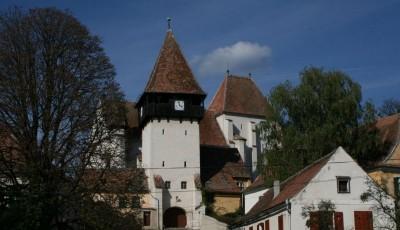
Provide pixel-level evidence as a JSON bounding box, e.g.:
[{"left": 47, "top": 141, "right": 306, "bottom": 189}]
[
  {"left": 243, "top": 175, "right": 269, "bottom": 214},
  {"left": 231, "top": 147, "right": 395, "bottom": 230}
]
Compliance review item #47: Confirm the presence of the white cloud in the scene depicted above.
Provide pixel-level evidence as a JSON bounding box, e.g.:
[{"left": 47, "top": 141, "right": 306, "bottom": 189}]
[{"left": 192, "top": 41, "right": 271, "bottom": 75}]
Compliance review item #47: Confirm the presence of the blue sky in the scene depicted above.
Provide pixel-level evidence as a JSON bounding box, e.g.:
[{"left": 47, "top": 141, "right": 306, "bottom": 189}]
[{"left": 1, "top": 1, "right": 399, "bottom": 106}]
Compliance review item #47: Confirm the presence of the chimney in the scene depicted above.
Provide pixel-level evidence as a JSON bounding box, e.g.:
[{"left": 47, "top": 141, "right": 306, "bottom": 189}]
[{"left": 273, "top": 180, "right": 280, "bottom": 198}]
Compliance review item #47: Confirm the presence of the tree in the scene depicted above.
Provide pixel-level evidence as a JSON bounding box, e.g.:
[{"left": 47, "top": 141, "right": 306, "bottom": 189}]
[
  {"left": 379, "top": 98, "right": 400, "bottom": 117},
  {"left": 301, "top": 200, "right": 336, "bottom": 230},
  {"left": 0, "top": 7, "right": 145, "bottom": 229},
  {"left": 360, "top": 179, "right": 398, "bottom": 230},
  {"left": 259, "top": 67, "right": 384, "bottom": 184}
]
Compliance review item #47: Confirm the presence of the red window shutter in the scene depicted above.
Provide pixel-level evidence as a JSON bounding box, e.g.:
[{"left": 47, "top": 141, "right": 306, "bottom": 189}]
[
  {"left": 257, "top": 223, "right": 264, "bottom": 230},
  {"left": 310, "top": 212, "right": 320, "bottom": 230},
  {"left": 265, "top": 220, "right": 270, "bottom": 230},
  {"left": 278, "top": 215, "right": 284, "bottom": 230},
  {"left": 367, "top": 211, "right": 373, "bottom": 229},
  {"left": 334, "top": 212, "right": 344, "bottom": 230},
  {"left": 354, "top": 211, "right": 373, "bottom": 230}
]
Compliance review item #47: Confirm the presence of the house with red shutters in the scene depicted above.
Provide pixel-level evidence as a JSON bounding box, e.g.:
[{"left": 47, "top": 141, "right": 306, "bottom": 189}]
[{"left": 231, "top": 147, "right": 395, "bottom": 230}]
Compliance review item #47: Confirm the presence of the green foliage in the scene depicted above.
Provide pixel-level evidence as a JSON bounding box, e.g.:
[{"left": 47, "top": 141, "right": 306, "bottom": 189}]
[
  {"left": 301, "top": 200, "right": 336, "bottom": 230},
  {"left": 379, "top": 98, "right": 400, "bottom": 117},
  {"left": 259, "top": 67, "right": 385, "bottom": 185}
]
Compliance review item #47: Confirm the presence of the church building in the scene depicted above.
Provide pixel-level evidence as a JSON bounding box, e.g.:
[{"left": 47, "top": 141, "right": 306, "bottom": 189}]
[{"left": 123, "top": 26, "right": 269, "bottom": 229}]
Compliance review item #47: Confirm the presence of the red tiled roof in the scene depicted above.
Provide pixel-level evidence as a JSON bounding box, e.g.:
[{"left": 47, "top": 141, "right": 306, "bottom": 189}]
[
  {"left": 208, "top": 75, "right": 270, "bottom": 117},
  {"left": 244, "top": 175, "right": 265, "bottom": 193},
  {"left": 205, "top": 161, "right": 250, "bottom": 194},
  {"left": 199, "top": 110, "right": 228, "bottom": 147},
  {"left": 247, "top": 154, "right": 330, "bottom": 217},
  {"left": 375, "top": 113, "right": 400, "bottom": 145},
  {"left": 200, "top": 146, "right": 247, "bottom": 193},
  {"left": 83, "top": 168, "right": 148, "bottom": 193},
  {"left": 144, "top": 31, "right": 205, "bottom": 95},
  {"left": 373, "top": 113, "right": 400, "bottom": 166}
]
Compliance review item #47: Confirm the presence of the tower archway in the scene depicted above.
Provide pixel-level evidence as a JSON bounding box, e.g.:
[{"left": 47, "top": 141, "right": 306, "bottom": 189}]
[{"left": 163, "top": 207, "right": 187, "bottom": 228}]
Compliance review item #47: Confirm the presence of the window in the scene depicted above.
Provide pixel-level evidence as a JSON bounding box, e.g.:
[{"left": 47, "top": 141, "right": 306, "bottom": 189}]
[
  {"left": 185, "top": 130, "right": 187, "bottom": 135},
  {"left": 310, "top": 211, "right": 334, "bottom": 230},
  {"left": 162, "top": 129, "right": 165, "bottom": 135},
  {"left": 181, "top": 181, "right": 187, "bottom": 189},
  {"left": 337, "top": 177, "right": 351, "bottom": 193},
  {"left": 236, "top": 181, "right": 244, "bottom": 190},
  {"left": 143, "top": 211, "right": 151, "bottom": 226},
  {"left": 131, "top": 196, "right": 140, "bottom": 208},
  {"left": 184, "top": 161, "right": 187, "bottom": 167},
  {"left": 257, "top": 223, "right": 264, "bottom": 230},
  {"left": 394, "top": 177, "right": 400, "bottom": 198},
  {"left": 162, "top": 161, "right": 165, "bottom": 167},
  {"left": 118, "top": 196, "right": 127, "bottom": 208},
  {"left": 165, "top": 181, "right": 171, "bottom": 189}
]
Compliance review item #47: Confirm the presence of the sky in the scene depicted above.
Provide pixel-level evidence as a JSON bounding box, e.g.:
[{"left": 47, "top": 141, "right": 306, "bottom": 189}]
[{"left": 1, "top": 0, "right": 399, "bottom": 106}]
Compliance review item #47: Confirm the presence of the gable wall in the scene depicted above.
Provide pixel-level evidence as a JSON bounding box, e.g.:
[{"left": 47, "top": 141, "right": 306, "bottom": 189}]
[
  {"left": 290, "top": 148, "right": 394, "bottom": 229},
  {"left": 244, "top": 188, "right": 270, "bottom": 214}
]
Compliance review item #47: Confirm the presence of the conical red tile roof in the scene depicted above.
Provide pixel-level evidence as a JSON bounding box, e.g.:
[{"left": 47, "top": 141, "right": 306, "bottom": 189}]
[{"left": 144, "top": 31, "right": 205, "bottom": 95}]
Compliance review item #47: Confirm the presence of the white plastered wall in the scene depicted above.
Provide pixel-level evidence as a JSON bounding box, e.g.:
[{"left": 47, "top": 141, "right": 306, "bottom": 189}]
[
  {"left": 216, "top": 114, "right": 265, "bottom": 176},
  {"left": 141, "top": 119, "right": 203, "bottom": 229},
  {"left": 244, "top": 188, "right": 270, "bottom": 214},
  {"left": 290, "top": 147, "right": 395, "bottom": 230}
]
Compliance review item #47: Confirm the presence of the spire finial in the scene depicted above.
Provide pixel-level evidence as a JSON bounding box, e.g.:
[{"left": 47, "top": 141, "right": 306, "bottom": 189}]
[
  {"left": 167, "top": 17, "right": 172, "bottom": 31},
  {"left": 226, "top": 69, "right": 230, "bottom": 76},
  {"left": 248, "top": 72, "right": 252, "bottom": 78}
]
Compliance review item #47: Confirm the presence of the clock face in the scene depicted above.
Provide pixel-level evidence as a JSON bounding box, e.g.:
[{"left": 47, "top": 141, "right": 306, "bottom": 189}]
[{"left": 174, "top": 100, "right": 185, "bottom": 111}]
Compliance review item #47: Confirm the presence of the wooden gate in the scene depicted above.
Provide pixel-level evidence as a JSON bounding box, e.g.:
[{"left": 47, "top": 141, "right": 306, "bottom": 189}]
[{"left": 163, "top": 207, "right": 187, "bottom": 228}]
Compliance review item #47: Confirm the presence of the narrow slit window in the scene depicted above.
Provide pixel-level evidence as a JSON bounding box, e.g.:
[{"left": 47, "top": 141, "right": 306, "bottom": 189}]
[
  {"left": 184, "top": 161, "right": 187, "bottom": 167},
  {"left": 181, "top": 181, "right": 187, "bottom": 189},
  {"left": 162, "top": 161, "right": 165, "bottom": 167},
  {"left": 162, "top": 129, "right": 165, "bottom": 135}
]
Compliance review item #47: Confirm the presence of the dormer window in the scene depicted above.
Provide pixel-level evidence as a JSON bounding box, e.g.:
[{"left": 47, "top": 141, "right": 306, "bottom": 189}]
[
  {"left": 337, "top": 177, "right": 350, "bottom": 193},
  {"left": 236, "top": 181, "right": 244, "bottom": 190}
]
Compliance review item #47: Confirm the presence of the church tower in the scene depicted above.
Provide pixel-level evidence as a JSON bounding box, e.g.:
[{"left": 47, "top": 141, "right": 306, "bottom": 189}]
[{"left": 136, "top": 27, "right": 206, "bottom": 229}]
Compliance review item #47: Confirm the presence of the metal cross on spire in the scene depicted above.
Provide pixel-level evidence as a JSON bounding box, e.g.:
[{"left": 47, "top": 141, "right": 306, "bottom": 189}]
[{"left": 167, "top": 17, "right": 172, "bottom": 31}]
